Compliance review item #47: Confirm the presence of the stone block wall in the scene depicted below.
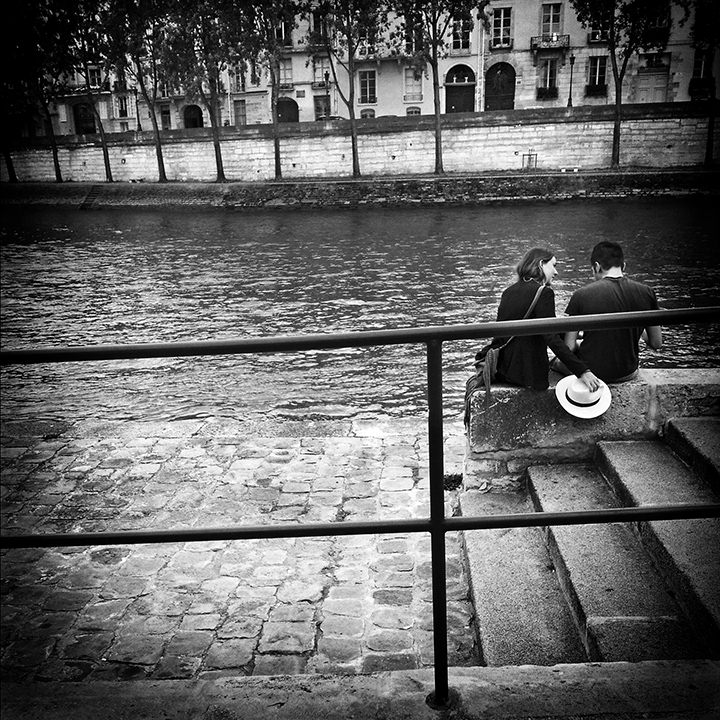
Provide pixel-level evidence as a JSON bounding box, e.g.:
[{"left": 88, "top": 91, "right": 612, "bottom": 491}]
[
  {"left": 3, "top": 103, "right": 717, "bottom": 183},
  {"left": 464, "top": 369, "right": 720, "bottom": 491}
]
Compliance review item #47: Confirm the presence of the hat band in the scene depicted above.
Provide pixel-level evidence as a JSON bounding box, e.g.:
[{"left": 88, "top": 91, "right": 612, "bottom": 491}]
[{"left": 565, "top": 390, "right": 600, "bottom": 408}]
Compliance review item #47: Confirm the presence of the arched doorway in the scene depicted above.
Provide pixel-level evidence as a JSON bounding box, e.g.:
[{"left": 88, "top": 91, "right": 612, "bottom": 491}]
[
  {"left": 485, "top": 62, "right": 516, "bottom": 111},
  {"left": 277, "top": 97, "right": 299, "bottom": 123},
  {"left": 445, "top": 64, "right": 476, "bottom": 113},
  {"left": 183, "top": 105, "right": 204, "bottom": 128},
  {"left": 73, "top": 103, "right": 96, "bottom": 135}
]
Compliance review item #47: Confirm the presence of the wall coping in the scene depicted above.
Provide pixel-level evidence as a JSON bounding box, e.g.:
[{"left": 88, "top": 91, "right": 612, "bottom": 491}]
[{"left": 11, "top": 101, "right": 719, "bottom": 150}]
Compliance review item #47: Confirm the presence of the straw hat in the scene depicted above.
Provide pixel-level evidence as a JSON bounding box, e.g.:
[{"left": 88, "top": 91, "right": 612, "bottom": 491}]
[{"left": 555, "top": 375, "right": 611, "bottom": 419}]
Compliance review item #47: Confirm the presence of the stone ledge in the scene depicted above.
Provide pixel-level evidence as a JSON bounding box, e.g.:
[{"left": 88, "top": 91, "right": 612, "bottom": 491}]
[{"left": 466, "top": 369, "right": 720, "bottom": 479}]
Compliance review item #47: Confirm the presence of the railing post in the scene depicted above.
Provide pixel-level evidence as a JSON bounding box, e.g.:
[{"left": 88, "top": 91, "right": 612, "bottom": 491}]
[{"left": 425, "top": 339, "right": 450, "bottom": 709}]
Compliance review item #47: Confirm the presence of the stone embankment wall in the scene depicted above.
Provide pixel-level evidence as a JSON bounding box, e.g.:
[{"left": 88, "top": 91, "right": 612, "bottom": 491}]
[
  {"left": 3, "top": 102, "right": 717, "bottom": 183},
  {"left": 1, "top": 169, "right": 718, "bottom": 209},
  {"left": 465, "top": 369, "right": 720, "bottom": 491}
]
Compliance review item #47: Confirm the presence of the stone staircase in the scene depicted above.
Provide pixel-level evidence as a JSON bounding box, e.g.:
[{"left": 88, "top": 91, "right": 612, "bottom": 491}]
[{"left": 461, "top": 416, "right": 720, "bottom": 666}]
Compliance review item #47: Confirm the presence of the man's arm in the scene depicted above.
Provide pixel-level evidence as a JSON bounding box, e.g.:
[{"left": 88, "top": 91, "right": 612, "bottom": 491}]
[
  {"left": 564, "top": 330, "right": 580, "bottom": 352},
  {"left": 642, "top": 326, "right": 662, "bottom": 349}
]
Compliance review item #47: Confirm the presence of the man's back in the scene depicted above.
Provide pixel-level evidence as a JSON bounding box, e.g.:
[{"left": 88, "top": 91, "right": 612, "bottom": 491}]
[{"left": 566, "top": 276, "right": 659, "bottom": 382}]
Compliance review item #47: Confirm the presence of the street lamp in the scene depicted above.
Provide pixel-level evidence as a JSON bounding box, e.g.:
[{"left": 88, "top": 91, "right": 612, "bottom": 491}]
[
  {"left": 324, "top": 70, "right": 330, "bottom": 116},
  {"left": 567, "top": 54, "right": 575, "bottom": 107},
  {"left": 134, "top": 87, "right": 142, "bottom": 131}
]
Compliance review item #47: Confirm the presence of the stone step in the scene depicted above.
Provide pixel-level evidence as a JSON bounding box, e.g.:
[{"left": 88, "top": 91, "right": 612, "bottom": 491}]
[
  {"left": 460, "top": 490, "right": 586, "bottom": 666},
  {"left": 527, "top": 463, "right": 706, "bottom": 662},
  {"left": 596, "top": 439, "right": 720, "bottom": 655},
  {"left": 664, "top": 417, "right": 720, "bottom": 493}
]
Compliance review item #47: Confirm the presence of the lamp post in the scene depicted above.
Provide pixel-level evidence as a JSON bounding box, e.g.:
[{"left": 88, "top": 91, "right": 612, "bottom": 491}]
[
  {"left": 324, "top": 70, "right": 330, "bottom": 116},
  {"left": 134, "top": 87, "right": 142, "bottom": 131},
  {"left": 567, "top": 54, "right": 575, "bottom": 107}
]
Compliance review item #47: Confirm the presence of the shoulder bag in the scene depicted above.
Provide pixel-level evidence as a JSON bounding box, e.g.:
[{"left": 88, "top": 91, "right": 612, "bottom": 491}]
[{"left": 464, "top": 283, "right": 545, "bottom": 425}]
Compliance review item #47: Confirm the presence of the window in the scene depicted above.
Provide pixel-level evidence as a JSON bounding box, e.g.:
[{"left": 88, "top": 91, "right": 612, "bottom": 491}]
[
  {"left": 588, "top": 56, "right": 607, "bottom": 86},
  {"left": 452, "top": 19, "right": 471, "bottom": 51},
  {"left": 405, "top": 21, "right": 422, "bottom": 54},
  {"left": 312, "top": 10, "right": 330, "bottom": 44},
  {"left": 160, "top": 104, "right": 171, "bottom": 130},
  {"left": 276, "top": 18, "right": 293, "bottom": 46},
  {"left": 230, "top": 66, "right": 246, "bottom": 93},
  {"left": 279, "top": 59, "right": 293, "bottom": 87},
  {"left": 234, "top": 99, "right": 246, "bottom": 127},
  {"left": 117, "top": 96, "right": 128, "bottom": 118},
  {"left": 313, "top": 57, "right": 332, "bottom": 87},
  {"left": 314, "top": 95, "right": 330, "bottom": 119},
  {"left": 586, "top": 56, "right": 608, "bottom": 96},
  {"left": 358, "top": 29, "right": 376, "bottom": 56},
  {"left": 359, "top": 70, "right": 376, "bottom": 103},
  {"left": 693, "top": 50, "right": 712, "bottom": 78},
  {"left": 119, "top": 121, "right": 129, "bottom": 132},
  {"left": 360, "top": 109, "right": 375, "bottom": 119},
  {"left": 541, "top": 3, "right": 562, "bottom": 37},
  {"left": 588, "top": 24, "right": 608, "bottom": 42},
  {"left": 492, "top": 8, "right": 512, "bottom": 48},
  {"left": 406, "top": 106, "right": 421, "bottom": 116},
  {"left": 403, "top": 67, "right": 423, "bottom": 102},
  {"left": 88, "top": 66, "right": 102, "bottom": 88},
  {"left": 537, "top": 58, "right": 558, "bottom": 99}
]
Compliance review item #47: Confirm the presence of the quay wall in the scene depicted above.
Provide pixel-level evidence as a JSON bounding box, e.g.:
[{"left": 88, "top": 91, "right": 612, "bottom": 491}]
[
  {"left": 464, "top": 368, "right": 720, "bottom": 491},
  {"left": 2, "top": 102, "right": 718, "bottom": 184}
]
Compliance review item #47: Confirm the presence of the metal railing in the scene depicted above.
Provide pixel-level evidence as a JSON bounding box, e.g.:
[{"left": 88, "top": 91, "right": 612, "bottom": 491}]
[{"left": 2, "top": 307, "right": 720, "bottom": 709}]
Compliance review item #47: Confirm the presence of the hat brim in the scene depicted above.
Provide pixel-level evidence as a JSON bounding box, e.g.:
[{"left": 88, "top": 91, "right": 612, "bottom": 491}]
[{"left": 555, "top": 375, "right": 612, "bottom": 419}]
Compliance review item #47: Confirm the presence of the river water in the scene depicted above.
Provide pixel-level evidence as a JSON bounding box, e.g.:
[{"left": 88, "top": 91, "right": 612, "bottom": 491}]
[{"left": 1, "top": 196, "right": 719, "bottom": 425}]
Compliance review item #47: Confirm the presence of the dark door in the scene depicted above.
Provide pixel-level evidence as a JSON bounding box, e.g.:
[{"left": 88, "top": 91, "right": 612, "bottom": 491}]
[
  {"left": 183, "top": 105, "right": 204, "bottom": 128},
  {"left": 445, "top": 65, "right": 476, "bottom": 113},
  {"left": 73, "top": 103, "right": 96, "bottom": 134},
  {"left": 277, "top": 97, "right": 299, "bottom": 123},
  {"left": 445, "top": 86, "right": 475, "bottom": 113},
  {"left": 485, "top": 63, "right": 516, "bottom": 111}
]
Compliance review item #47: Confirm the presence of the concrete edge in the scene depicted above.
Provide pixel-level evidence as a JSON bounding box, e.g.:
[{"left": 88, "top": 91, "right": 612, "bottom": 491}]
[{"left": 2, "top": 661, "right": 719, "bottom": 720}]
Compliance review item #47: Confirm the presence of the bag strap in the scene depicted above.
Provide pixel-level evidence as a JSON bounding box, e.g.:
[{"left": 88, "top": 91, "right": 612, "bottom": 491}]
[{"left": 497, "top": 283, "right": 545, "bottom": 350}]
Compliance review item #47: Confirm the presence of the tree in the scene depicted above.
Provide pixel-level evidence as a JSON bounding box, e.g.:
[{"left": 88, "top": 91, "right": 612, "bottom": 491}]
[
  {"left": 245, "top": 1, "right": 301, "bottom": 179},
  {"left": 570, "top": 0, "right": 673, "bottom": 167},
  {"left": 391, "top": 1, "right": 489, "bottom": 175},
  {"left": 64, "top": 0, "right": 118, "bottom": 182},
  {"left": 302, "top": 0, "right": 389, "bottom": 177},
  {"left": 164, "top": 0, "right": 250, "bottom": 182},
  {"left": 678, "top": 0, "right": 719, "bottom": 167},
  {"left": 2, "top": 0, "right": 78, "bottom": 182},
  {"left": 106, "top": 0, "right": 171, "bottom": 182}
]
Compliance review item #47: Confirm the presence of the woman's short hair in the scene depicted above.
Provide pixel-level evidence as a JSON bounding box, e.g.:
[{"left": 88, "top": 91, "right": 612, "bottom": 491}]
[{"left": 516, "top": 247, "right": 554, "bottom": 281}]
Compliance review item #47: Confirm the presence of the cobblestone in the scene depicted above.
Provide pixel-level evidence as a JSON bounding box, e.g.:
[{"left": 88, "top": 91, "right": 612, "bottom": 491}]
[{"left": 1, "top": 415, "right": 478, "bottom": 680}]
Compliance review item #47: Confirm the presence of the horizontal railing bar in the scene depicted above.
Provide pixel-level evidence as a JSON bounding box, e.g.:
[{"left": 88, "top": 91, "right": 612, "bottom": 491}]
[
  {"left": 2, "top": 307, "right": 718, "bottom": 365},
  {"left": 2, "top": 503, "right": 717, "bottom": 549}
]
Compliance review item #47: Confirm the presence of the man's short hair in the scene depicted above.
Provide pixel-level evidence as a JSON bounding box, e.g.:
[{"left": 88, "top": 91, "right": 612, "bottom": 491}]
[{"left": 591, "top": 241, "right": 624, "bottom": 271}]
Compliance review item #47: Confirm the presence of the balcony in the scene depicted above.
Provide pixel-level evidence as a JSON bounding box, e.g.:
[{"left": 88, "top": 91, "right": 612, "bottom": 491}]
[
  {"left": 587, "top": 30, "right": 608, "bottom": 44},
  {"left": 585, "top": 83, "right": 608, "bottom": 98},
  {"left": 490, "top": 38, "right": 514, "bottom": 51},
  {"left": 536, "top": 86, "right": 559, "bottom": 100},
  {"left": 531, "top": 34, "right": 570, "bottom": 64}
]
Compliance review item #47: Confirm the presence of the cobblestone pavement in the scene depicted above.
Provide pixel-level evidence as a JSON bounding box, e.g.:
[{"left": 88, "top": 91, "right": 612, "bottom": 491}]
[{"left": 0, "top": 415, "right": 478, "bottom": 682}]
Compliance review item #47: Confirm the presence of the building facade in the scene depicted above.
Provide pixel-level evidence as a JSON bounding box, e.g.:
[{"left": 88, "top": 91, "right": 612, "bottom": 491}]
[{"left": 47, "top": 1, "right": 718, "bottom": 137}]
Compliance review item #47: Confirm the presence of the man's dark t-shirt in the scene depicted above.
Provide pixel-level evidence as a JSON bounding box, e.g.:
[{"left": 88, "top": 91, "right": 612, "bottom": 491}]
[{"left": 565, "top": 276, "right": 659, "bottom": 382}]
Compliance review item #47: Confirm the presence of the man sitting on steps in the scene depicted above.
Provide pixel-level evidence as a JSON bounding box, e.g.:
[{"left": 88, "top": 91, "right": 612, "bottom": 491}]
[{"left": 552, "top": 241, "right": 663, "bottom": 383}]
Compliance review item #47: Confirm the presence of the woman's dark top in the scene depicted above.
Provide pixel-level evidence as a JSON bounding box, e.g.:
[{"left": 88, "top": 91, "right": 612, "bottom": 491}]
[{"left": 489, "top": 280, "right": 588, "bottom": 390}]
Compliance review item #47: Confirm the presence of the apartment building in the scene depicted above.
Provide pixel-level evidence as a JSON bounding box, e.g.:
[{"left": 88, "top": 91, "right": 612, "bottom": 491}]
[{"left": 50, "top": 1, "right": 717, "bottom": 136}]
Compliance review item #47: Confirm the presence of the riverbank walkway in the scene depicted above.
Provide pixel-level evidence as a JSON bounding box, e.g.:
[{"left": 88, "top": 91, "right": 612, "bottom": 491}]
[{"left": 3, "top": 413, "right": 718, "bottom": 720}]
